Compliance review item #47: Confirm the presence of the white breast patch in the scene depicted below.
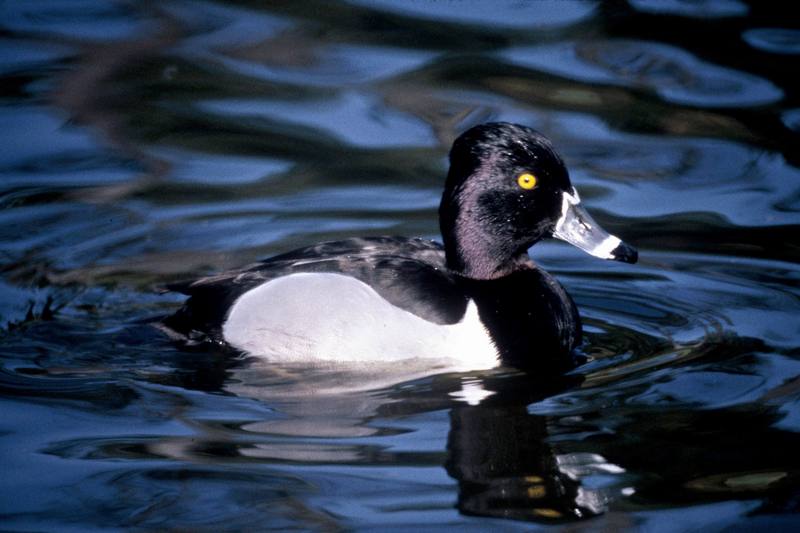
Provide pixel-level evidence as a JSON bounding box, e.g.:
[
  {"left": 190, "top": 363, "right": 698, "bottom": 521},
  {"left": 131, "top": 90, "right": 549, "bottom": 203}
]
[{"left": 222, "top": 272, "right": 499, "bottom": 371}]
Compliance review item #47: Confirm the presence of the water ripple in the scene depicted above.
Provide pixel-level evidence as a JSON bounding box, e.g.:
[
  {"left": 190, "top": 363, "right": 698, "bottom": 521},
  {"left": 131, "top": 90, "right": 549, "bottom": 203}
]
[
  {"left": 743, "top": 28, "right": 800, "bottom": 55},
  {"left": 628, "top": 0, "right": 749, "bottom": 18},
  {"left": 349, "top": 0, "right": 598, "bottom": 29},
  {"left": 502, "top": 40, "right": 783, "bottom": 107}
]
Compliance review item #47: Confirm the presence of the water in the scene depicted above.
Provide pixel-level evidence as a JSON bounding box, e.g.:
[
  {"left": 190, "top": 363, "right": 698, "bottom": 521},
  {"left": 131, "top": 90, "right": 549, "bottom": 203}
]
[{"left": 1, "top": 1, "right": 799, "bottom": 530}]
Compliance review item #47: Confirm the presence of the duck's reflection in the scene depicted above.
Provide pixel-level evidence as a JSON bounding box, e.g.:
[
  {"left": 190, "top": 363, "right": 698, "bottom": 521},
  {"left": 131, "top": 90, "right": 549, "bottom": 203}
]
[
  {"left": 223, "top": 363, "right": 618, "bottom": 522},
  {"left": 448, "top": 403, "right": 593, "bottom": 521},
  {"left": 444, "top": 374, "right": 620, "bottom": 521},
  {"left": 147, "top": 348, "right": 623, "bottom": 522}
]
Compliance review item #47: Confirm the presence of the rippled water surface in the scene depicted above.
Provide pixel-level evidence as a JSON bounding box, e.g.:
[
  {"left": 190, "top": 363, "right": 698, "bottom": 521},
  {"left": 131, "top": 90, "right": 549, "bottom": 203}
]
[{"left": 2, "top": 1, "right": 800, "bottom": 530}]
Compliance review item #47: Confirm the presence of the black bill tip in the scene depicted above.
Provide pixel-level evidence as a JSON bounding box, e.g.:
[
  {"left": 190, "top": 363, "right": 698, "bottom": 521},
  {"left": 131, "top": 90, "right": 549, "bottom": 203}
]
[{"left": 611, "top": 241, "right": 638, "bottom": 264}]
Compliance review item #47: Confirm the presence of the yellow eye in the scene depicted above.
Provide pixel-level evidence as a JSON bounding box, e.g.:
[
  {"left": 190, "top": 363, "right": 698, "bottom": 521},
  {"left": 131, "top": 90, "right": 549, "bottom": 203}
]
[{"left": 517, "top": 173, "right": 537, "bottom": 190}]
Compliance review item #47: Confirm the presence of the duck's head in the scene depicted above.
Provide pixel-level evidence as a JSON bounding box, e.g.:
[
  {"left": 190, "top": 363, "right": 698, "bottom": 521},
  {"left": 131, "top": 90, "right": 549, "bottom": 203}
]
[{"left": 439, "top": 122, "right": 637, "bottom": 279}]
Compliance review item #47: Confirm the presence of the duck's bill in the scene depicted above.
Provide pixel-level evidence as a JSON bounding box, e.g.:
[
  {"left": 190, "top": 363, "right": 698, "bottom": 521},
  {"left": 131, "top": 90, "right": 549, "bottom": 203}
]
[{"left": 552, "top": 189, "right": 638, "bottom": 264}]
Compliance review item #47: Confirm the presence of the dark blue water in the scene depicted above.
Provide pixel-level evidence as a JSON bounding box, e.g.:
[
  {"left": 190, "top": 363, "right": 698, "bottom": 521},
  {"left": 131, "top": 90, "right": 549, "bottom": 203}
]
[{"left": 2, "top": 1, "right": 799, "bottom": 530}]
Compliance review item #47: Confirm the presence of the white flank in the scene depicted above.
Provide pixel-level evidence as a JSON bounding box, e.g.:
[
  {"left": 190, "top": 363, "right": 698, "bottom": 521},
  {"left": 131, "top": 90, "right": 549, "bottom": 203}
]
[{"left": 222, "top": 272, "right": 499, "bottom": 371}]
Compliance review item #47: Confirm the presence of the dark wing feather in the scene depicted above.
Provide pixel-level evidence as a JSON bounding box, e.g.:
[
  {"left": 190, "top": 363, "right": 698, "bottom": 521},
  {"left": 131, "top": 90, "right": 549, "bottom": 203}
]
[{"left": 162, "top": 237, "right": 468, "bottom": 341}]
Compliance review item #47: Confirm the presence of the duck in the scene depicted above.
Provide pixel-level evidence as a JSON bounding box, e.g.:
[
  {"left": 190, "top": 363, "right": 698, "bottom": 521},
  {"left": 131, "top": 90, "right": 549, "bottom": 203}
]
[{"left": 162, "top": 122, "right": 637, "bottom": 374}]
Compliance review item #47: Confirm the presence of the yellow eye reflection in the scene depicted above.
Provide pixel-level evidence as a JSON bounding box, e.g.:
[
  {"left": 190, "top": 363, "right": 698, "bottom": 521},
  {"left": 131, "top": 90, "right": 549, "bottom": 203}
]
[{"left": 517, "top": 172, "right": 537, "bottom": 190}]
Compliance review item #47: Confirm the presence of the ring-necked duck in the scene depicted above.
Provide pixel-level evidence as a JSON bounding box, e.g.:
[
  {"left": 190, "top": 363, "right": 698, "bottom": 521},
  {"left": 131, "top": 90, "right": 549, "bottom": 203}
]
[{"left": 163, "top": 122, "right": 637, "bottom": 373}]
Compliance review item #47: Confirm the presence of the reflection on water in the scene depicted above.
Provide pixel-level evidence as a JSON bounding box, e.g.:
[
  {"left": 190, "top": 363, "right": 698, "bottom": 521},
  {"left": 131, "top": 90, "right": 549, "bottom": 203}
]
[{"left": 2, "top": 0, "right": 800, "bottom": 530}]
